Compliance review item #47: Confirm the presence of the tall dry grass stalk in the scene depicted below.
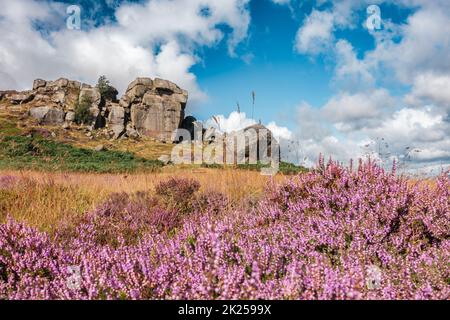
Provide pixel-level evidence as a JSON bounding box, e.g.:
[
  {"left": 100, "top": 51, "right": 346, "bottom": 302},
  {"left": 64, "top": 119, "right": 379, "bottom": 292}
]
[{"left": 0, "top": 168, "right": 281, "bottom": 231}]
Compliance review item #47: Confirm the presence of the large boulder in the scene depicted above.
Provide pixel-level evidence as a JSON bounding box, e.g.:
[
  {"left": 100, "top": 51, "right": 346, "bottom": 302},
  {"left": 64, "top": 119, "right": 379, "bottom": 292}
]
[
  {"left": 29, "top": 78, "right": 81, "bottom": 111},
  {"left": 239, "top": 124, "right": 279, "bottom": 163},
  {"left": 107, "top": 104, "right": 126, "bottom": 139},
  {"left": 32, "top": 79, "right": 46, "bottom": 90},
  {"left": 125, "top": 77, "right": 188, "bottom": 142},
  {"left": 179, "top": 116, "right": 198, "bottom": 141},
  {"left": 29, "top": 107, "right": 65, "bottom": 124},
  {"left": 79, "top": 87, "right": 101, "bottom": 107},
  {"left": 3, "top": 77, "right": 190, "bottom": 143},
  {"left": 9, "top": 91, "right": 35, "bottom": 105}
]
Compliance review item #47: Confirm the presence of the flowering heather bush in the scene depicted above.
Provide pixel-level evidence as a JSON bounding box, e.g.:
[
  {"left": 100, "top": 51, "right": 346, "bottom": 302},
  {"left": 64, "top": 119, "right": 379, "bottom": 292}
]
[
  {"left": 0, "top": 175, "right": 20, "bottom": 190},
  {"left": 56, "top": 191, "right": 179, "bottom": 247},
  {"left": 0, "top": 159, "right": 448, "bottom": 300},
  {"left": 155, "top": 177, "right": 201, "bottom": 213},
  {"left": 193, "top": 191, "right": 229, "bottom": 216},
  {"left": 0, "top": 175, "right": 34, "bottom": 193}
]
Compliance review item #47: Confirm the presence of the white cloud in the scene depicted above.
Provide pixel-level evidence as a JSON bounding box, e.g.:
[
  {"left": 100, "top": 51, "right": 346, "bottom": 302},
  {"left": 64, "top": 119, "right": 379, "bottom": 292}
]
[
  {"left": 0, "top": 0, "right": 251, "bottom": 106},
  {"left": 267, "top": 121, "right": 293, "bottom": 140},
  {"left": 322, "top": 89, "right": 395, "bottom": 131},
  {"left": 334, "top": 39, "right": 375, "bottom": 90},
  {"left": 405, "top": 72, "right": 450, "bottom": 110},
  {"left": 295, "top": 10, "right": 334, "bottom": 55},
  {"left": 204, "top": 111, "right": 292, "bottom": 140},
  {"left": 204, "top": 111, "right": 255, "bottom": 133},
  {"left": 270, "top": 0, "right": 291, "bottom": 5},
  {"left": 289, "top": 1, "right": 450, "bottom": 172},
  {"left": 360, "top": 4, "right": 450, "bottom": 90}
]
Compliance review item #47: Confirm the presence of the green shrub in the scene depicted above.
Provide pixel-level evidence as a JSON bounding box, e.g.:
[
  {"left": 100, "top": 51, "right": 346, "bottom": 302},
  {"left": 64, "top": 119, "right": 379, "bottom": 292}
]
[
  {"left": 0, "top": 135, "right": 164, "bottom": 173},
  {"left": 74, "top": 96, "right": 93, "bottom": 125},
  {"left": 97, "top": 75, "right": 118, "bottom": 101},
  {"left": 201, "top": 161, "right": 308, "bottom": 175}
]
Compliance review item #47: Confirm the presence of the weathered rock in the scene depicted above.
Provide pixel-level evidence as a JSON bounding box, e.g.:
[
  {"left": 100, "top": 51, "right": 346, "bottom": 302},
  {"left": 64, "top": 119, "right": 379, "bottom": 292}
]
[
  {"left": 51, "top": 91, "right": 66, "bottom": 104},
  {"left": 119, "top": 95, "right": 131, "bottom": 109},
  {"left": 94, "top": 144, "right": 105, "bottom": 152},
  {"left": 154, "top": 78, "right": 183, "bottom": 94},
  {"left": 28, "top": 78, "right": 81, "bottom": 111},
  {"left": 62, "top": 122, "right": 70, "bottom": 130},
  {"left": 126, "top": 123, "right": 139, "bottom": 139},
  {"left": 68, "top": 80, "right": 82, "bottom": 89},
  {"left": 126, "top": 78, "right": 153, "bottom": 92},
  {"left": 29, "top": 107, "right": 65, "bottom": 124},
  {"left": 65, "top": 111, "right": 75, "bottom": 122},
  {"left": 239, "top": 124, "right": 279, "bottom": 162},
  {"left": 180, "top": 116, "right": 198, "bottom": 141},
  {"left": 79, "top": 87, "right": 101, "bottom": 107},
  {"left": 45, "top": 108, "right": 66, "bottom": 125},
  {"left": 51, "top": 77, "right": 69, "bottom": 88},
  {"left": 125, "top": 77, "right": 188, "bottom": 142},
  {"left": 10, "top": 92, "right": 34, "bottom": 104},
  {"left": 108, "top": 105, "right": 125, "bottom": 139},
  {"left": 33, "top": 79, "right": 46, "bottom": 90},
  {"left": 29, "top": 107, "right": 50, "bottom": 122},
  {"left": 3, "top": 76, "right": 189, "bottom": 143}
]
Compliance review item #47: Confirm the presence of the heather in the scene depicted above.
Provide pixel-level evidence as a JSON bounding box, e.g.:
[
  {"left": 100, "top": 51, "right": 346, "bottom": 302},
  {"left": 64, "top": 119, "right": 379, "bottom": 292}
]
[{"left": 0, "top": 159, "right": 448, "bottom": 300}]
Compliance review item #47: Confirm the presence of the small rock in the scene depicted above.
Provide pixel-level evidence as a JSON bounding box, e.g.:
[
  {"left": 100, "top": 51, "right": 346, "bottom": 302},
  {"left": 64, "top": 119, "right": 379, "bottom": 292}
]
[
  {"left": 94, "top": 144, "right": 105, "bottom": 152},
  {"left": 86, "top": 132, "right": 92, "bottom": 137},
  {"left": 158, "top": 155, "right": 171, "bottom": 165},
  {"left": 51, "top": 132, "right": 56, "bottom": 138},
  {"left": 62, "top": 122, "right": 70, "bottom": 130},
  {"left": 65, "top": 111, "right": 75, "bottom": 122}
]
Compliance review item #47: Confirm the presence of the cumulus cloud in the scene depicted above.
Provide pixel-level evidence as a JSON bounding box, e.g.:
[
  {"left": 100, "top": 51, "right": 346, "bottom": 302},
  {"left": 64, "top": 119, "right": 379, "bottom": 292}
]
[
  {"left": 0, "top": 0, "right": 251, "bottom": 106},
  {"left": 322, "top": 89, "right": 396, "bottom": 131},
  {"left": 289, "top": 0, "right": 450, "bottom": 173},
  {"left": 334, "top": 39, "right": 376, "bottom": 90},
  {"left": 405, "top": 73, "right": 450, "bottom": 111},
  {"left": 293, "top": 100, "right": 449, "bottom": 172},
  {"left": 294, "top": 10, "right": 335, "bottom": 55},
  {"left": 204, "top": 111, "right": 293, "bottom": 141},
  {"left": 267, "top": 121, "right": 293, "bottom": 140},
  {"left": 205, "top": 111, "right": 256, "bottom": 133},
  {"left": 270, "top": 0, "right": 291, "bottom": 5}
]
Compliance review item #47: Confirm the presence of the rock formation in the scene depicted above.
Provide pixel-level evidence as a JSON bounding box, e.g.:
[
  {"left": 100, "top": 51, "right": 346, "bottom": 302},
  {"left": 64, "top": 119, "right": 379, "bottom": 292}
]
[
  {"left": 0, "top": 77, "right": 188, "bottom": 143},
  {"left": 202, "top": 124, "right": 280, "bottom": 163},
  {"left": 120, "top": 77, "right": 188, "bottom": 142}
]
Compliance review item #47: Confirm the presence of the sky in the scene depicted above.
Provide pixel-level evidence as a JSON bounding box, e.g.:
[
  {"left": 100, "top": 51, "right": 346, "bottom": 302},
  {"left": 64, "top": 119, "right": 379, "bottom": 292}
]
[{"left": 0, "top": 0, "right": 449, "bottom": 174}]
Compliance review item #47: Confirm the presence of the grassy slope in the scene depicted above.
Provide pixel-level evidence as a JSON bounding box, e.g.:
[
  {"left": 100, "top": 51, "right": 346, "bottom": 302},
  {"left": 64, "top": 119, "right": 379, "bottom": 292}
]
[
  {"left": 0, "top": 135, "right": 164, "bottom": 173},
  {"left": 0, "top": 109, "right": 170, "bottom": 173},
  {"left": 0, "top": 108, "right": 308, "bottom": 175}
]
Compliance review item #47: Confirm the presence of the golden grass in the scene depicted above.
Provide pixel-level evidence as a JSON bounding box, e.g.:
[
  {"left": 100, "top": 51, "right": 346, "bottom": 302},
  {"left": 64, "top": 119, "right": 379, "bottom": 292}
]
[
  {"left": 0, "top": 109, "right": 174, "bottom": 160},
  {"left": 0, "top": 168, "right": 283, "bottom": 231}
]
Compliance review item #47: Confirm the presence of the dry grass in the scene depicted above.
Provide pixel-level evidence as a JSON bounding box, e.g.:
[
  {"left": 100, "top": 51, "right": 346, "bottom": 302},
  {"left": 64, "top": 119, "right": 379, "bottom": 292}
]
[
  {"left": 0, "top": 108, "right": 174, "bottom": 160},
  {"left": 0, "top": 108, "right": 290, "bottom": 231},
  {"left": 0, "top": 168, "right": 282, "bottom": 232}
]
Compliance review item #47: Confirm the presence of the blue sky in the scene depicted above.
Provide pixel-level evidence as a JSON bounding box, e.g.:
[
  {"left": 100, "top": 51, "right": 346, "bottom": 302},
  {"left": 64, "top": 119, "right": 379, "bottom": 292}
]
[{"left": 0, "top": 0, "right": 449, "bottom": 172}]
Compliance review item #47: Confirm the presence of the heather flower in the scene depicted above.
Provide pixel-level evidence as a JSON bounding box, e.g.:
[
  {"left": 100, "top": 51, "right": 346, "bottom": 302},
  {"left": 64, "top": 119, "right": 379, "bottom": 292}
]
[
  {"left": 155, "top": 177, "right": 201, "bottom": 213},
  {"left": 1, "top": 159, "right": 448, "bottom": 300},
  {"left": 0, "top": 175, "right": 20, "bottom": 190}
]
